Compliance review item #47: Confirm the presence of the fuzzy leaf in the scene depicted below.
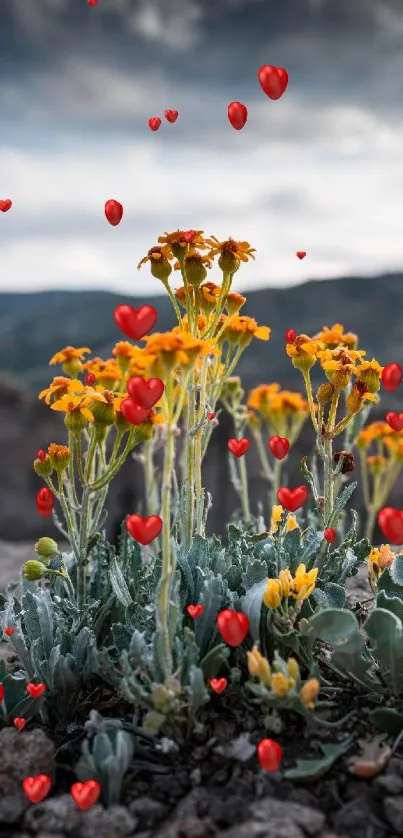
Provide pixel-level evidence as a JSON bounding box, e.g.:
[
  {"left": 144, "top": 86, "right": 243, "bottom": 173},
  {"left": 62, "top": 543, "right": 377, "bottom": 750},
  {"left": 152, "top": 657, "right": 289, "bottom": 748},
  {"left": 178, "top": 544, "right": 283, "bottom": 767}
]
[
  {"left": 364, "top": 608, "right": 403, "bottom": 692},
  {"left": 306, "top": 608, "right": 365, "bottom": 653},
  {"left": 109, "top": 555, "right": 133, "bottom": 608},
  {"left": 390, "top": 555, "right": 403, "bottom": 587},
  {"left": 370, "top": 708, "right": 403, "bottom": 735},
  {"left": 284, "top": 736, "right": 354, "bottom": 781},
  {"left": 328, "top": 482, "right": 357, "bottom": 527},
  {"left": 376, "top": 591, "right": 403, "bottom": 623},
  {"left": 241, "top": 579, "right": 267, "bottom": 642},
  {"left": 377, "top": 567, "right": 403, "bottom": 599}
]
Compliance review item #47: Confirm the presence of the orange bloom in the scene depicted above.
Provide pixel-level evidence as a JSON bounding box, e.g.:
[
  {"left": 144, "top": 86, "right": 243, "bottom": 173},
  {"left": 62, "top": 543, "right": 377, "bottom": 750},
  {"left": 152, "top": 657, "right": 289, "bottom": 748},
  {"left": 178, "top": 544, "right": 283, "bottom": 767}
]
[
  {"left": 49, "top": 346, "right": 91, "bottom": 366},
  {"left": 39, "top": 376, "right": 84, "bottom": 405}
]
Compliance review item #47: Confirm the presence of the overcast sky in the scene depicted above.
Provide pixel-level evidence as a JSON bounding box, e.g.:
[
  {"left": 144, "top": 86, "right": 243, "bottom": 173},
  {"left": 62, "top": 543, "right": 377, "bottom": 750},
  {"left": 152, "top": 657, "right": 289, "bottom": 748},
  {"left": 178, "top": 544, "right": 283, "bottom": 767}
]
[{"left": 0, "top": 0, "right": 403, "bottom": 296}]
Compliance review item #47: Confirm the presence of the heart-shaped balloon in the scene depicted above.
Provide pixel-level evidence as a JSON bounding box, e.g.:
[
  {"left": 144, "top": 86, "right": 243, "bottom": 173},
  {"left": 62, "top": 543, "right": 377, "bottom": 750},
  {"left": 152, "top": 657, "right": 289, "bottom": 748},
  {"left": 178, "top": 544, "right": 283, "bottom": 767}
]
[
  {"left": 228, "top": 101, "right": 248, "bottom": 130},
  {"left": 285, "top": 328, "right": 296, "bottom": 344},
  {"left": 258, "top": 65, "right": 289, "bottom": 100},
  {"left": 127, "top": 376, "right": 165, "bottom": 409},
  {"left": 70, "top": 780, "right": 101, "bottom": 811},
  {"left": 209, "top": 678, "right": 228, "bottom": 694},
  {"left": 120, "top": 398, "right": 150, "bottom": 425},
  {"left": 183, "top": 230, "right": 196, "bottom": 242},
  {"left": 126, "top": 514, "right": 163, "bottom": 545},
  {"left": 14, "top": 717, "right": 26, "bottom": 730},
  {"left": 386, "top": 412, "right": 403, "bottom": 432},
  {"left": 114, "top": 304, "right": 157, "bottom": 341},
  {"left": 27, "top": 682, "right": 46, "bottom": 699},
  {"left": 164, "top": 110, "right": 178, "bottom": 123},
  {"left": 187, "top": 604, "right": 204, "bottom": 619},
  {"left": 257, "top": 739, "right": 282, "bottom": 772},
  {"left": 277, "top": 485, "right": 308, "bottom": 512},
  {"left": 378, "top": 507, "right": 403, "bottom": 544},
  {"left": 228, "top": 438, "right": 250, "bottom": 457},
  {"left": 0, "top": 199, "right": 12, "bottom": 212},
  {"left": 4, "top": 627, "right": 14, "bottom": 636},
  {"left": 22, "top": 774, "right": 52, "bottom": 804},
  {"left": 149, "top": 117, "right": 161, "bottom": 132},
  {"left": 296, "top": 251, "right": 306, "bottom": 260},
  {"left": 217, "top": 609, "right": 249, "bottom": 647},
  {"left": 104, "top": 199, "right": 123, "bottom": 227},
  {"left": 268, "top": 436, "right": 290, "bottom": 460},
  {"left": 207, "top": 412, "right": 216, "bottom": 420},
  {"left": 381, "top": 363, "right": 402, "bottom": 393},
  {"left": 324, "top": 527, "right": 337, "bottom": 544}
]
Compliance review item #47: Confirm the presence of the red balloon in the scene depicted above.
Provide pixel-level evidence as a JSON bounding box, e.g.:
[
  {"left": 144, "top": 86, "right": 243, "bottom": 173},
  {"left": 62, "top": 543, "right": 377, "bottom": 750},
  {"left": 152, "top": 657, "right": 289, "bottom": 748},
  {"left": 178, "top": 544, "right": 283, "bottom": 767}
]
[
  {"left": 268, "top": 436, "right": 290, "bottom": 460},
  {"left": 114, "top": 304, "right": 157, "bottom": 340},
  {"left": 149, "top": 118, "right": 161, "bottom": 132},
  {"left": 285, "top": 328, "right": 297, "bottom": 343},
  {"left": 227, "top": 438, "right": 250, "bottom": 457},
  {"left": 324, "top": 527, "right": 337, "bottom": 544},
  {"left": 257, "top": 739, "right": 282, "bottom": 772},
  {"left": 277, "top": 485, "right": 308, "bottom": 512},
  {"left": 386, "top": 412, "right": 403, "bottom": 432},
  {"left": 164, "top": 110, "right": 178, "bottom": 123},
  {"left": 126, "top": 514, "right": 163, "bottom": 545},
  {"left": 378, "top": 507, "right": 403, "bottom": 544},
  {"left": 104, "top": 199, "right": 123, "bottom": 227},
  {"left": 228, "top": 101, "right": 248, "bottom": 130},
  {"left": 216, "top": 610, "right": 249, "bottom": 647},
  {"left": 382, "top": 363, "right": 402, "bottom": 393},
  {"left": 258, "top": 65, "right": 289, "bottom": 100},
  {"left": 120, "top": 399, "right": 150, "bottom": 426},
  {"left": 127, "top": 376, "right": 165, "bottom": 409}
]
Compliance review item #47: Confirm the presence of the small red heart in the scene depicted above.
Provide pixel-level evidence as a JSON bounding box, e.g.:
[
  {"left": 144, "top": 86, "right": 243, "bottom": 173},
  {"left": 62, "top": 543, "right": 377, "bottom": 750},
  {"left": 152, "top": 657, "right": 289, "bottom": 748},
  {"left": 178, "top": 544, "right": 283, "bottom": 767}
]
[
  {"left": 268, "top": 436, "right": 290, "bottom": 460},
  {"left": 324, "top": 527, "right": 337, "bottom": 544},
  {"left": 209, "top": 677, "right": 228, "bottom": 694},
  {"left": 104, "top": 199, "right": 123, "bottom": 227},
  {"left": 217, "top": 610, "right": 249, "bottom": 647},
  {"left": 27, "top": 682, "right": 46, "bottom": 699},
  {"left": 378, "top": 507, "right": 403, "bottom": 544},
  {"left": 0, "top": 684, "right": 4, "bottom": 702},
  {"left": 4, "top": 627, "right": 15, "bottom": 636},
  {"left": 127, "top": 376, "right": 165, "bottom": 409},
  {"left": 70, "top": 780, "right": 101, "bottom": 811},
  {"left": 36, "top": 488, "right": 54, "bottom": 517},
  {"left": 114, "top": 304, "right": 157, "bottom": 341},
  {"left": 149, "top": 117, "right": 161, "bottom": 132},
  {"left": 187, "top": 604, "right": 204, "bottom": 619},
  {"left": 386, "top": 412, "right": 403, "bottom": 432},
  {"left": 381, "top": 363, "right": 402, "bottom": 393},
  {"left": 228, "top": 101, "right": 248, "bottom": 130},
  {"left": 87, "top": 0, "right": 97, "bottom": 5},
  {"left": 207, "top": 412, "right": 216, "bottom": 420},
  {"left": 228, "top": 438, "right": 250, "bottom": 457},
  {"left": 164, "top": 110, "right": 178, "bottom": 123},
  {"left": 36, "top": 450, "right": 47, "bottom": 461},
  {"left": 277, "top": 485, "right": 308, "bottom": 512},
  {"left": 0, "top": 199, "right": 12, "bottom": 212},
  {"left": 85, "top": 373, "right": 96, "bottom": 386},
  {"left": 22, "top": 774, "right": 52, "bottom": 804},
  {"left": 14, "top": 717, "right": 26, "bottom": 730},
  {"left": 285, "top": 328, "right": 297, "bottom": 344},
  {"left": 258, "top": 65, "right": 289, "bottom": 100},
  {"left": 126, "top": 514, "right": 163, "bottom": 545},
  {"left": 183, "top": 230, "right": 196, "bottom": 242},
  {"left": 296, "top": 251, "right": 306, "bottom": 260},
  {"left": 120, "top": 398, "right": 151, "bottom": 425},
  {"left": 257, "top": 739, "right": 282, "bottom": 772}
]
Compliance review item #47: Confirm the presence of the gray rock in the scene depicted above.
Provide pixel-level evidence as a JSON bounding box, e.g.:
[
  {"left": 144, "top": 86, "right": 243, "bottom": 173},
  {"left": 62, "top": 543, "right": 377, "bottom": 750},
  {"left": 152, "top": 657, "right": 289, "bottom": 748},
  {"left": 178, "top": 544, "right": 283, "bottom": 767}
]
[
  {"left": 373, "top": 773, "right": 403, "bottom": 796},
  {"left": 128, "top": 796, "right": 168, "bottom": 829},
  {"left": 24, "top": 795, "right": 137, "bottom": 838},
  {"left": 333, "top": 795, "right": 387, "bottom": 838},
  {"left": 154, "top": 818, "right": 216, "bottom": 838},
  {"left": 218, "top": 818, "right": 305, "bottom": 838},
  {"left": 0, "top": 793, "right": 29, "bottom": 824},
  {"left": 0, "top": 728, "right": 55, "bottom": 797},
  {"left": 249, "top": 797, "right": 325, "bottom": 836},
  {"left": 383, "top": 795, "right": 403, "bottom": 835}
]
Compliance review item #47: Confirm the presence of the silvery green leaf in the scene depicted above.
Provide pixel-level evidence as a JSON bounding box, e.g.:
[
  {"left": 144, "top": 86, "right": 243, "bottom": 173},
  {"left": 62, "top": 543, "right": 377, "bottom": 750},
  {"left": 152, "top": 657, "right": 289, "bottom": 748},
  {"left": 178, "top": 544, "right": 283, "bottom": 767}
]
[
  {"left": 376, "top": 591, "right": 403, "bottom": 623},
  {"left": 93, "top": 731, "right": 114, "bottom": 762},
  {"left": 194, "top": 576, "right": 227, "bottom": 655},
  {"left": 242, "top": 558, "right": 267, "bottom": 591},
  {"left": 312, "top": 583, "right": 346, "bottom": 609},
  {"left": 109, "top": 554, "right": 133, "bottom": 608},
  {"left": 214, "top": 732, "right": 255, "bottom": 762},
  {"left": 241, "top": 579, "right": 267, "bottom": 642},
  {"left": 364, "top": 608, "right": 403, "bottom": 693},
  {"left": 377, "top": 567, "right": 403, "bottom": 599},
  {"left": 306, "top": 608, "right": 365, "bottom": 653},
  {"left": 298, "top": 531, "right": 323, "bottom": 570},
  {"left": 390, "top": 555, "right": 403, "bottom": 587},
  {"left": 328, "top": 482, "right": 357, "bottom": 527},
  {"left": 284, "top": 736, "right": 353, "bottom": 781},
  {"left": 112, "top": 623, "right": 132, "bottom": 653},
  {"left": 188, "top": 665, "right": 208, "bottom": 717}
]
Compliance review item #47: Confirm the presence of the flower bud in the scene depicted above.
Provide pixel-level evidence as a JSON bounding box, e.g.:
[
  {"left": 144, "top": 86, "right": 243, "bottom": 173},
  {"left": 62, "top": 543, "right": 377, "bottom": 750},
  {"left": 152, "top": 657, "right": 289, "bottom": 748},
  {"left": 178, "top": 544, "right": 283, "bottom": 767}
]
[
  {"left": 34, "top": 455, "right": 53, "bottom": 477},
  {"left": 226, "top": 292, "right": 246, "bottom": 314},
  {"left": 270, "top": 672, "right": 292, "bottom": 697},
  {"left": 299, "top": 678, "right": 320, "bottom": 709},
  {"left": 299, "top": 618, "right": 310, "bottom": 632},
  {"left": 35, "top": 537, "right": 59, "bottom": 559},
  {"left": 184, "top": 253, "right": 207, "bottom": 287},
  {"left": 47, "top": 443, "right": 71, "bottom": 471},
  {"left": 286, "top": 657, "right": 300, "bottom": 682},
  {"left": 62, "top": 358, "right": 83, "bottom": 377},
  {"left": 88, "top": 396, "right": 115, "bottom": 427},
  {"left": 263, "top": 579, "right": 282, "bottom": 609},
  {"left": 150, "top": 255, "right": 173, "bottom": 283},
  {"left": 23, "top": 560, "right": 47, "bottom": 581},
  {"left": 316, "top": 383, "right": 335, "bottom": 406}
]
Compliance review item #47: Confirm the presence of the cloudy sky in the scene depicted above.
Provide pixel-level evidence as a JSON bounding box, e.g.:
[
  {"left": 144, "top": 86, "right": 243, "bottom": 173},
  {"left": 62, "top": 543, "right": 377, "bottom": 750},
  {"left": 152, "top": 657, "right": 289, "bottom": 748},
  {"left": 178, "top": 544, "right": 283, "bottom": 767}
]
[{"left": 0, "top": 0, "right": 403, "bottom": 296}]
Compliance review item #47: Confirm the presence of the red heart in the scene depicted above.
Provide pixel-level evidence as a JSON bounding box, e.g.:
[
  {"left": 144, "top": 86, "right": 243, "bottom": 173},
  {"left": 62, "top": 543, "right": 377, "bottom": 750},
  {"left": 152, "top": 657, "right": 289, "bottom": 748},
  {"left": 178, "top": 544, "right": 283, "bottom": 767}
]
[
  {"left": 207, "top": 412, "right": 216, "bottom": 420},
  {"left": 104, "top": 199, "right": 123, "bottom": 227},
  {"left": 228, "top": 101, "right": 248, "bottom": 131},
  {"left": 4, "top": 627, "right": 14, "bottom": 636},
  {"left": 258, "top": 65, "right": 289, "bottom": 100},
  {"left": 22, "top": 774, "right": 52, "bottom": 804},
  {"left": 127, "top": 376, "right": 165, "bottom": 409},
  {"left": 386, "top": 412, "right": 403, "bottom": 432},
  {"left": 209, "top": 678, "right": 228, "bottom": 694},
  {"left": 268, "top": 436, "right": 290, "bottom": 460},
  {"left": 165, "top": 110, "right": 178, "bottom": 123},
  {"left": 87, "top": 0, "right": 97, "bottom": 5},
  {"left": 296, "top": 251, "right": 306, "bottom": 260},
  {"left": 0, "top": 684, "right": 4, "bottom": 702},
  {"left": 378, "top": 507, "right": 403, "bottom": 544},
  {"left": 285, "top": 328, "right": 296, "bottom": 344},
  {"left": 120, "top": 398, "right": 151, "bottom": 425},
  {"left": 85, "top": 372, "right": 96, "bottom": 386},
  {"left": 149, "top": 117, "right": 161, "bottom": 132},
  {"left": 70, "top": 780, "right": 101, "bottom": 811},
  {"left": 27, "top": 682, "right": 46, "bottom": 699},
  {"left": 183, "top": 230, "right": 196, "bottom": 242},
  {"left": 0, "top": 199, "right": 12, "bottom": 212},
  {"left": 228, "top": 438, "right": 250, "bottom": 457},
  {"left": 381, "top": 363, "right": 402, "bottom": 393},
  {"left": 14, "top": 717, "right": 26, "bottom": 730},
  {"left": 217, "top": 610, "right": 249, "bottom": 647},
  {"left": 187, "top": 604, "right": 204, "bottom": 619},
  {"left": 277, "top": 485, "right": 308, "bottom": 512},
  {"left": 126, "top": 514, "right": 163, "bottom": 545},
  {"left": 114, "top": 304, "right": 157, "bottom": 341},
  {"left": 257, "top": 739, "right": 282, "bottom": 772},
  {"left": 324, "top": 527, "right": 337, "bottom": 544}
]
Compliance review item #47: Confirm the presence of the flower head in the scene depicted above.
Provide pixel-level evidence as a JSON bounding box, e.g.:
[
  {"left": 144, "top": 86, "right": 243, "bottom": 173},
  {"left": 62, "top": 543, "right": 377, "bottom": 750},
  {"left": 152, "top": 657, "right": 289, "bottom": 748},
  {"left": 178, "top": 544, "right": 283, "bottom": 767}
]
[
  {"left": 355, "top": 359, "right": 384, "bottom": 394},
  {"left": 314, "top": 324, "right": 358, "bottom": 350},
  {"left": 49, "top": 346, "right": 91, "bottom": 376},
  {"left": 205, "top": 236, "right": 256, "bottom": 273},
  {"left": 299, "top": 678, "right": 320, "bottom": 709},
  {"left": 222, "top": 315, "right": 271, "bottom": 347},
  {"left": 367, "top": 544, "right": 396, "bottom": 584},
  {"left": 51, "top": 391, "right": 106, "bottom": 429},
  {"left": 289, "top": 564, "right": 318, "bottom": 601},
  {"left": 39, "top": 376, "right": 85, "bottom": 405},
  {"left": 47, "top": 443, "right": 71, "bottom": 471},
  {"left": 137, "top": 245, "right": 173, "bottom": 282},
  {"left": 286, "top": 334, "right": 320, "bottom": 372},
  {"left": 247, "top": 647, "right": 272, "bottom": 687}
]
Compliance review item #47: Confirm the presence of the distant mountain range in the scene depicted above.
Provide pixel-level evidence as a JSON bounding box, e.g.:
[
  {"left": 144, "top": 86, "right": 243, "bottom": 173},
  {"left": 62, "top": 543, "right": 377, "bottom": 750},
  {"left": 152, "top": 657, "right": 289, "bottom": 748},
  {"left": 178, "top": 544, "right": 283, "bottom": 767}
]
[{"left": 1, "top": 273, "right": 403, "bottom": 401}]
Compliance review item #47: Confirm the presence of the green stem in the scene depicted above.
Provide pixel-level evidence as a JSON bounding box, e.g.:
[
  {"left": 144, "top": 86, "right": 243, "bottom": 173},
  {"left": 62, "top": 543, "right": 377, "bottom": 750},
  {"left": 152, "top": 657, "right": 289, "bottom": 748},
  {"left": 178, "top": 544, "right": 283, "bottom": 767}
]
[
  {"left": 238, "top": 454, "right": 251, "bottom": 520},
  {"left": 195, "top": 358, "right": 209, "bottom": 535},
  {"left": 302, "top": 371, "right": 318, "bottom": 432},
  {"left": 157, "top": 374, "right": 176, "bottom": 677},
  {"left": 53, "top": 474, "right": 80, "bottom": 558},
  {"left": 185, "top": 377, "right": 196, "bottom": 549},
  {"left": 89, "top": 429, "right": 136, "bottom": 491},
  {"left": 204, "top": 271, "right": 233, "bottom": 338}
]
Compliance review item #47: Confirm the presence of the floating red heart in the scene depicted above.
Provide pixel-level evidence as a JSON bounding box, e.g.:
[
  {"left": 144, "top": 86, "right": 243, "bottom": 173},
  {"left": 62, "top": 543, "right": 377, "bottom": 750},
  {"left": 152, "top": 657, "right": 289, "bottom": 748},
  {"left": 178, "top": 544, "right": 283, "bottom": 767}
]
[
  {"left": 228, "top": 438, "right": 250, "bottom": 457},
  {"left": 217, "top": 610, "right": 249, "bottom": 647},
  {"left": 257, "top": 739, "right": 282, "bottom": 772},
  {"left": 0, "top": 199, "right": 12, "bottom": 212},
  {"left": 4, "top": 627, "right": 14, "bottom": 636},
  {"left": 285, "top": 328, "right": 297, "bottom": 344},
  {"left": 210, "top": 677, "right": 228, "bottom": 694},
  {"left": 258, "top": 65, "right": 289, "bottom": 100},
  {"left": 324, "top": 527, "right": 337, "bottom": 544},
  {"left": 0, "top": 684, "right": 4, "bottom": 702},
  {"left": 120, "top": 398, "right": 151, "bottom": 425},
  {"left": 36, "top": 450, "right": 47, "bottom": 461},
  {"left": 187, "top": 604, "right": 204, "bottom": 619},
  {"left": 22, "top": 774, "right": 52, "bottom": 804},
  {"left": 14, "top": 717, "right": 26, "bottom": 730},
  {"left": 36, "top": 488, "right": 54, "bottom": 517},
  {"left": 114, "top": 304, "right": 157, "bottom": 340},
  {"left": 378, "top": 507, "right": 403, "bottom": 544},
  {"left": 207, "top": 412, "right": 216, "bottom": 420},
  {"left": 87, "top": 0, "right": 97, "bottom": 6},
  {"left": 183, "top": 230, "right": 196, "bottom": 242},
  {"left": 126, "top": 514, "right": 163, "bottom": 545},
  {"left": 27, "top": 682, "right": 46, "bottom": 699},
  {"left": 277, "top": 485, "right": 308, "bottom": 512},
  {"left": 85, "top": 372, "right": 96, "bottom": 386},
  {"left": 149, "top": 117, "right": 161, "bottom": 132},
  {"left": 381, "top": 363, "right": 402, "bottom": 393},
  {"left": 70, "top": 780, "right": 101, "bottom": 811},
  {"left": 268, "top": 436, "right": 290, "bottom": 460},
  {"left": 386, "top": 412, "right": 403, "bottom": 432},
  {"left": 127, "top": 376, "right": 165, "bottom": 409},
  {"left": 228, "top": 101, "right": 248, "bottom": 130},
  {"left": 296, "top": 251, "right": 306, "bottom": 260},
  {"left": 104, "top": 199, "right": 123, "bottom": 227},
  {"left": 165, "top": 110, "right": 178, "bottom": 123}
]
